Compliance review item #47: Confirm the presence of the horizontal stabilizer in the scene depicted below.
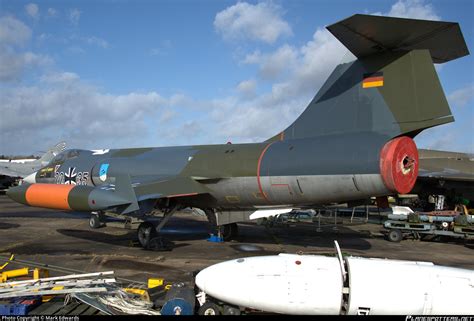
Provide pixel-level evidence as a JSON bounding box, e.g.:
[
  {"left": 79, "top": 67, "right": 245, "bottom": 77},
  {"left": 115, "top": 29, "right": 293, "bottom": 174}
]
[{"left": 327, "top": 14, "right": 469, "bottom": 63}]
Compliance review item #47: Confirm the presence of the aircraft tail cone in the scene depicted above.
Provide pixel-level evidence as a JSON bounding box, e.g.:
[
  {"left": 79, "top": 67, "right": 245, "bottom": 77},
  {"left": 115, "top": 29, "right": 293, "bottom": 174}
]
[{"left": 380, "top": 136, "right": 419, "bottom": 194}]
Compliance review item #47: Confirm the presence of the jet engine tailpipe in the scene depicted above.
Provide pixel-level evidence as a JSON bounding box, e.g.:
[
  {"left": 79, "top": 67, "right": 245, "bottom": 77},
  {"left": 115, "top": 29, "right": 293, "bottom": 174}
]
[{"left": 379, "top": 136, "right": 419, "bottom": 194}]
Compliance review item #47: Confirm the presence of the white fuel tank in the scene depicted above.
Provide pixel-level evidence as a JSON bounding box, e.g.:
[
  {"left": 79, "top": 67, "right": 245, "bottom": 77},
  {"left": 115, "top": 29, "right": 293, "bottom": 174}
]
[
  {"left": 195, "top": 254, "right": 343, "bottom": 314},
  {"left": 196, "top": 253, "right": 474, "bottom": 315}
]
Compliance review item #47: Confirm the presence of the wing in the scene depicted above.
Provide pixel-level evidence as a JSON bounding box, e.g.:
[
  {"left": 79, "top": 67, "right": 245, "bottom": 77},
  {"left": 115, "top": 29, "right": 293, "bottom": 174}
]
[
  {"left": 132, "top": 176, "right": 212, "bottom": 202},
  {"left": 418, "top": 170, "right": 474, "bottom": 182},
  {"left": 418, "top": 151, "right": 474, "bottom": 182},
  {"left": 111, "top": 175, "right": 212, "bottom": 214},
  {"left": 0, "top": 165, "right": 24, "bottom": 178}
]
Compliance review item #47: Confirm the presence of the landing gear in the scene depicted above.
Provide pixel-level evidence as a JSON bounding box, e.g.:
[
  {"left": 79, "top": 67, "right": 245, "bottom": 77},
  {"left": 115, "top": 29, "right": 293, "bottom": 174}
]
[
  {"left": 218, "top": 223, "right": 239, "bottom": 241},
  {"left": 89, "top": 212, "right": 105, "bottom": 229},
  {"left": 204, "top": 209, "right": 239, "bottom": 241},
  {"left": 137, "top": 206, "right": 179, "bottom": 250},
  {"left": 223, "top": 305, "right": 241, "bottom": 315},
  {"left": 198, "top": 302, "right": 221, "bottom": 315},
  {"left": 137, "top": 222, "right": 157, "bottom": 248}
]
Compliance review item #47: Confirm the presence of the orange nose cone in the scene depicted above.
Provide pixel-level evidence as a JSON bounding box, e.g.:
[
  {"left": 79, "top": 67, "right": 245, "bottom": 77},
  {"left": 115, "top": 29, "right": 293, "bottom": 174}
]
[
  {"left": 379, "top": 136, "right": 419, "bottom": 194},
  {"left": 25, "top": 184, "right": 74, "bottom": 210}
]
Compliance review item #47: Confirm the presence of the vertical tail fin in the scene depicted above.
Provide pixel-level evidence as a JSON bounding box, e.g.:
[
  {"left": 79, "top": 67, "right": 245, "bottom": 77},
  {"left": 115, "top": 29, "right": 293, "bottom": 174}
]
[
  {"left": 269, "top": 14, "right": 469, "bottom": 142},
  {"left": 39, "top": 141, "right": 67, "bottom": 165}
]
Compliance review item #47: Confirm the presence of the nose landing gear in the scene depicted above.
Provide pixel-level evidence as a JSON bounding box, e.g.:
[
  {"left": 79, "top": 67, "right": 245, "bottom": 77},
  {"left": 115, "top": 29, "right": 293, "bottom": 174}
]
[{"left": 89, "top": 211, "right": 106, "bottom": 229}]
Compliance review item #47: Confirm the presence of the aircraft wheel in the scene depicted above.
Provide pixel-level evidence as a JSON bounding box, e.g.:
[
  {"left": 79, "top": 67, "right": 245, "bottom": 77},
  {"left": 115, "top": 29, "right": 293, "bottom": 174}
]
[
  {"left": 388, "top": 229, "right": 403, "bottom": 243},
  {"left": 223, "top": 305, "right": 240, "bottom": 315},
  {"left": 89, "top": 214, "right": 103, "bottom": 229},
  {"left": 219, "top": 223, "right": 238, "bottom": 241},
  {"left": 148, "top": 236, "right": 174, "bottom": 251},
  {"left": 137, "top": 222, "right": 157, "bottom": 249},
  {"left": 198, "top": 302, "right": 221, "bottom": 315}
]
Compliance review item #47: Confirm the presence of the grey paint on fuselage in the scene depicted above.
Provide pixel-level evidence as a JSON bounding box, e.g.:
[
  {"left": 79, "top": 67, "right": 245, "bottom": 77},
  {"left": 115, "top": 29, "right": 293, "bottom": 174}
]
[
  {"left": 260, "top": 132, "right": 390, "bottom": 176},
  {"left": 45, "top": 134, "right": 391, "bottom": 209}
]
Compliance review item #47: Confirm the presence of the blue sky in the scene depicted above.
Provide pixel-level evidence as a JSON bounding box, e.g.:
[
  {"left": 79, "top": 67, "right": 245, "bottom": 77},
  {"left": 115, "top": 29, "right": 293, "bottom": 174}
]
[{"left": 0, "top": 0, "right": 473, "bottom": 155}]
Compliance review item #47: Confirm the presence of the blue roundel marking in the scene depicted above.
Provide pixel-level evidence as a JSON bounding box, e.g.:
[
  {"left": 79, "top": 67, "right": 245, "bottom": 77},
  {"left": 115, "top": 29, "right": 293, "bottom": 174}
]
[{"left": 99, "top": 163, "right": 109, "bottom": 181}]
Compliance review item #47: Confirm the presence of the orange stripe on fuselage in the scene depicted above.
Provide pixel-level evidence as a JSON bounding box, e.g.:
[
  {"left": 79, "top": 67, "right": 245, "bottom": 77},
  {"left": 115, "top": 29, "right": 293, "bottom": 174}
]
[{"left": 25, "top": 184, "right": 74, "bottom": 210}]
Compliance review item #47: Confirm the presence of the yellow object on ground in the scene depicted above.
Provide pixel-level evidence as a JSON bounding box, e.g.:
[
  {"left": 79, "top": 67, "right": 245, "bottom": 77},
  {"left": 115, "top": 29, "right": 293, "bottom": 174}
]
[
  {"left": 42, "top": 286, "right": 65, "bottom": 302},
  {"left": 33, "top": 268, "right": 49, "bottom": 280},
  {"left": 0, "top": 254, "right": 15, "bottom": 270},
  {"left": 123, "top": 288, "right": 151, "bottom": 301},
  {"left": 0, "top": 267, "right": 29, "bottom": 282},
  {"left": 148, "top": 278, "right": 164, "bottom": 289}
]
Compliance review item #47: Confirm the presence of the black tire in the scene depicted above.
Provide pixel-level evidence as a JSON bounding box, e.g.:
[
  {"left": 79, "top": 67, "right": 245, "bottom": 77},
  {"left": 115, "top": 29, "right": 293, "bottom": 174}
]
[
  {"left": 388, "top": 229, "right": 403, "bottom": 242},
  {"left": 219, "top": 223, "right": 238, "bottom": 241},
  {"left": 89, "top": 214, "right": 102, "bottom": 229},
  {"left": 137, "top": 222, "right": 157, "bottom": 249},
  {"left": 223, "top": 305, "right": 240, "bottom": 315},
  {"left": 198, "top": 302, "right": 221, "bottom": 315},
  {"left": 148, "top": 236, "right": 174, "bottom": 251}
]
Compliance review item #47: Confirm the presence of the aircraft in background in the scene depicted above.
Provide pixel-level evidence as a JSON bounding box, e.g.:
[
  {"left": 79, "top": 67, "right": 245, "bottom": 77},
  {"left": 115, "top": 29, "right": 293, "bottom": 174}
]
[
  {"left": 0, "top": 142, "right": 66, "bottom": 190},
  {"left": 413, "top": 149, "right": 474, "bottom": 208},
  {"left": 6, "top": 14, "right": 469, "bottom": 249}
]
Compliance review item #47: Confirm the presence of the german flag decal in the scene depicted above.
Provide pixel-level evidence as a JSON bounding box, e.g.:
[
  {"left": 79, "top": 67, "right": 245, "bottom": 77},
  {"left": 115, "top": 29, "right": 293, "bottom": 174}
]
[{"left": 362, "top": 72, "right": 384, "bottom": 88}]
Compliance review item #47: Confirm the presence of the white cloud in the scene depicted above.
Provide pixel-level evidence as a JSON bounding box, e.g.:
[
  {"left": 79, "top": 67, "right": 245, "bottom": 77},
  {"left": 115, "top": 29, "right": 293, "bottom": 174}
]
[
  {"left": 69, "top": 8, "right": 81, "bottom": 26},
  {"left": 47, "top": 8, "right": 58, "bottom": 17},
  {"left": 415, "top": 116, "right": 474, "bottom": 153},
  {"left": 386, "top": 0, "right": 440, "bottom": 20},
  {"left": 0, "top": 77, "right": 181, "bottom": 154},
  {"left": 0, "top": 16, "right": 52, "bottom": 82},
  {"left": 40, "top": 72, "right": 80, "bottom": 84},
  {"left": 159, "top": 109, "right": 176, "bottom": 123},
  {"left": 38, "top": 33, "right": 51, "bottom": 41},
  {"left": 0, "top": 48, "right": 52, "bottom": 82},
  {"left": 84, "top": 36, "right": 109, "bottom": 49},
  {"left": 237, "top": 79, "right": 257, "bottom": 99},
  {"left": 0, "top": 16, "right": 32, "bottom": 46},
  {"left": 214, "top": 1, "right": 292, "bottom": 44},
  {"left": 249, "top": 44, "right": 298, "bottom": 80},
  {"left": 25, "top": 3, "right": 39, "bottom": 19},
  {"left": 149, "top": 40, "right": 172, "bottom": 56},
  {"left": 242, "top": 50, "right": 261, "bottom": 64},
  {"left": 66, "top": 46, "right": 86, "bottom": 55},
  {"left": 149, "top": 48, "right": 164, "bottom": 56},
  {"left": 448, "top": 84, "right": 474, "bottom": 108}
]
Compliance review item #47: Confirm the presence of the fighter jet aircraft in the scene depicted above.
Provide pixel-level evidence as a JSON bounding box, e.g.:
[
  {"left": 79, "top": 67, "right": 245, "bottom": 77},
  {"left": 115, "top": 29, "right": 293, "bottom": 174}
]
[
  {"left": 0, "top": 141, "right": 66, "bottom": 190},
  {"left": 6, "top": 14, "right": 470, "bottom": 249},
  {"left": 414, "top": 149, "right": 474, "bottom": 207}
]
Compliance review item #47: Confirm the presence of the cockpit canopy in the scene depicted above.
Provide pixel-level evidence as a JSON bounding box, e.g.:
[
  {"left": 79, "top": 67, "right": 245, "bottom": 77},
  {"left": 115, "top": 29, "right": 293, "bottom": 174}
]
[{"left": 50, "top": 149, "right": 91, "bottom": 164}]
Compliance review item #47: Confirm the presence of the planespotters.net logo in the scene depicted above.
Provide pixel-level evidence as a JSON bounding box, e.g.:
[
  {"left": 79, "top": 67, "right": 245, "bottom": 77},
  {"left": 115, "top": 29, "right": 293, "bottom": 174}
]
[{"left": 406, "top": 316, "right": 474, "bottom": 321}]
